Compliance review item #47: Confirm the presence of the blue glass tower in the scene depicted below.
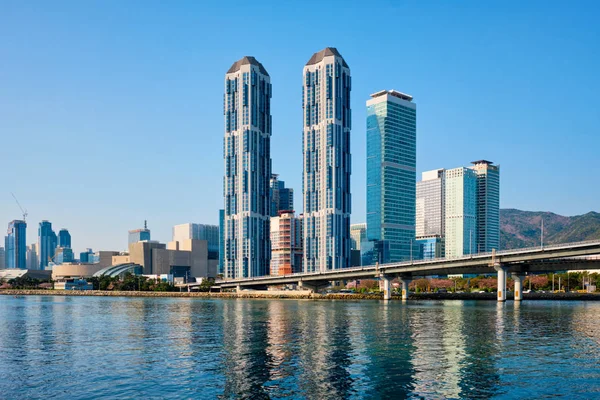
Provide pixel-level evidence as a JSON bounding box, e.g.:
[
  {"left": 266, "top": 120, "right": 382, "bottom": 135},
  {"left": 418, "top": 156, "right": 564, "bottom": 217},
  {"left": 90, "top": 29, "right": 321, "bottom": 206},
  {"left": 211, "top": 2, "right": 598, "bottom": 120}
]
[
  {"left": 58, "top": 229, "right": 71, "bottom": 248},
  {"left": 302, "top": 47, "right": 352, "bottom": 272},
  {"left": 270, "top": 174, "right": 294, "bottom": 216},
  {"left": 38, "top": 220, "right": 57, "bottom": 269},
  {"left": 6, "top": 220, "right": 27, "bottom": 269},
  {"left": 366, "top": 90, "right": 417, "bottom": 264},
  {"left": 218, "top": 209, "right": 224, "bottom": 276},
  {"left": 223, "top": 56, "right": 272, "bottom": 278}
]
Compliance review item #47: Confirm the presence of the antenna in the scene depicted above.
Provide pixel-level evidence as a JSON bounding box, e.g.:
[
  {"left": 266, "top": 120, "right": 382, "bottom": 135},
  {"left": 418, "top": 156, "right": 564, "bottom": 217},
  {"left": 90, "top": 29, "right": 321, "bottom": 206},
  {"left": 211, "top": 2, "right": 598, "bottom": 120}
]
[
  {"left": 11, "top": 193, "right": 28, "bottom": 221},
  {"left": 144, "top": 220, "right": 147, "bottom": 230}
]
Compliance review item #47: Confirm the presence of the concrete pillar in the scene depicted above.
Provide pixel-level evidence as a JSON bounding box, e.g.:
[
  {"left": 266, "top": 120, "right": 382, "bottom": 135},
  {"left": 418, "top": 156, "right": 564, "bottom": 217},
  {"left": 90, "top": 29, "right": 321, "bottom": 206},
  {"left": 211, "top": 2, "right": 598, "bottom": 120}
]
[
  {"left": 382, "top": 275, "right": 391, "bottom": 300},
  {"left": 400, "top": 278, "right": 411, "bottom": 300},
  {"left": 495, "top": 265, "right": 506, "bottom": 302},
  {"left": 236, "top": 284, "right": 241, "bottom": 293},
  {"left": 512, "top": 273, "right": 524, "bottom": 301}
]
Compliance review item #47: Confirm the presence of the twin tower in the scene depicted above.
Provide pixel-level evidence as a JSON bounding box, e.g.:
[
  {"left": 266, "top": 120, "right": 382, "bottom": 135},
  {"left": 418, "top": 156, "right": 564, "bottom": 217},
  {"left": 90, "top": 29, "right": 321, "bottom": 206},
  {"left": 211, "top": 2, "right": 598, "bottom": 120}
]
[{"left": 223, "top": 48, "right": 351, "bottom": 279}]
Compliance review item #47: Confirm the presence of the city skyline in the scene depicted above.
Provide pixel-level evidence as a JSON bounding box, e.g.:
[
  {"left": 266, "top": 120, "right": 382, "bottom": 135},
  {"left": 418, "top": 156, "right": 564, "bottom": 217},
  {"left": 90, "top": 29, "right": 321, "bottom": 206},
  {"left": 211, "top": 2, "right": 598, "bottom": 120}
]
[{"left": 2, "top": 1, "right": 599, "bottom": 253}]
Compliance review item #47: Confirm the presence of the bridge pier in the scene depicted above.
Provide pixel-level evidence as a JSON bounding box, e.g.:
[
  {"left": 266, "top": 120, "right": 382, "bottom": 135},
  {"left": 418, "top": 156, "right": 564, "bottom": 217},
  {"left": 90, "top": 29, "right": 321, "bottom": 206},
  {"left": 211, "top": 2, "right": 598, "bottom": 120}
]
[
  {"left": 381, "top": 275, "right": 392, "bottom": 300},
  {"left": 512, "top": 273, "right": 524, "bottom": 301},
  {"left": 495, "top": 265, "right": 506, "bottom": 302},
  {"left": 400, "top": 278, "right": 411, "bottom": 301},
  {"left": 236, "top": 284, "right": 241, "bottom": 293}
]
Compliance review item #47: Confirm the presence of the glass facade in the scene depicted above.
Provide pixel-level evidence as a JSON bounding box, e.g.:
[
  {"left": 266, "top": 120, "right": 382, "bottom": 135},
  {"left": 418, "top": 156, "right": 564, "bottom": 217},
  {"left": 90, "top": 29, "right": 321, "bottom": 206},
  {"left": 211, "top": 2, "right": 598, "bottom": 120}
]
[
  {"left": 172, "top": 223, "right": 220, "bottom": 260},
  {"left": 302, "top": 47, "right": 352, "bottom": 272},
  {"left": 416, "top": 236, "right": 445, "bottom": 259},
  {"left": 219, "top": 209, "right": 224, "bottom": 276},
  {"left": 223, "top": 56, "right": 272, "bottom": 278},
  {"left": 471, "top": 161, "right": 500, "bottom": 253},
  {"left": 6, "top": 220, "right": 27, "bottom": 269},
  {"left": 58, "top": 229, "right": 71, "bottom": 248},
  {"left": 38, "top": 220, "right": 56, "bottom": 270},
  {"left": 444, "top": 167, "right": 478, "bottom": 258},
  {"left": 366, "top": 90, "right": 417, "bottom": 264},
  {"left": 270, "top": 174, "right": 294, "bottom": 216},
  {"left": 128, "top": 229, "right": 150, "bottom": 244},
  {"left": 80, "top": 248, "right": 93, "bottom": 263}
]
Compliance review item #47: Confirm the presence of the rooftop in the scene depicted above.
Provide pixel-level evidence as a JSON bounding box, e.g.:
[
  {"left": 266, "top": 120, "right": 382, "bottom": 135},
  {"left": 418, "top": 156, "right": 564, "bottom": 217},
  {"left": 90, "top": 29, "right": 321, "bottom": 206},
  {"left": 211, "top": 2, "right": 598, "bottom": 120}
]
[
  {"left": 370, "top": 90, "right": 413, "bottom": 102},
  {"left": 471, "top": 160, "right": 495, "bottom": 165},
  {"left": 305, "top": 47, "right": 349, "bottom": 68},
  {"left": 227, "top": 56, "right": 269, "bottom": 76}
]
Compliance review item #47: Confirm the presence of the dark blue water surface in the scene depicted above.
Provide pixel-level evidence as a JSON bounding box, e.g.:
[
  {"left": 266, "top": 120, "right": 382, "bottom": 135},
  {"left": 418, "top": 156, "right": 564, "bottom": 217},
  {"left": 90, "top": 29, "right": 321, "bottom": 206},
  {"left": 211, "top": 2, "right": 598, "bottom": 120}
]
[{"left": 1, "top": 296, "right": 599, "bottom": 399}]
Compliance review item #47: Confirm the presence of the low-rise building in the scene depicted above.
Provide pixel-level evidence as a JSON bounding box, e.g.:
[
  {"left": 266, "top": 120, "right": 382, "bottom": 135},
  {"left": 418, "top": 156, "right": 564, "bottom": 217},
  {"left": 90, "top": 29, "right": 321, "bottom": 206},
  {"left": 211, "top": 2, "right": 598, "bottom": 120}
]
[
  {"left": 52, "top": 263, "right": 106, "bottom": 280},
  {"left": 54, "top": 279, "right": 93, "bottom": 290}
]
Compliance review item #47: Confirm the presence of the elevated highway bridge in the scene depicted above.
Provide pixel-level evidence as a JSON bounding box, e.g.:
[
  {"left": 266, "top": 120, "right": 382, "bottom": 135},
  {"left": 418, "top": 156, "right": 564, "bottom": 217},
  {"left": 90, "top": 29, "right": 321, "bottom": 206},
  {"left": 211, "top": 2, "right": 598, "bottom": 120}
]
[{"left": 217, "top": 240, "right": 600, "bottom": 302}]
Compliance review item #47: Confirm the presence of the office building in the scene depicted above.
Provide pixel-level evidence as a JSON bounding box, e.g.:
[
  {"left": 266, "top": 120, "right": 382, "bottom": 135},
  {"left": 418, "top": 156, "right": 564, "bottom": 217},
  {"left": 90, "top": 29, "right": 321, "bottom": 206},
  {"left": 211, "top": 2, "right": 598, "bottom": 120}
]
[
  {"left": 26, "top": 244, "right": 38, "bottom": 270},
  {"left": 80, "top": 248, "right": 94, "bottom": 263},
  {"left": 350, "top": 223, "right": 367, "bottom": 251},
  {"left": 416, "top": 169, "right": 445, "bottom": 238},
  {"left": 172, "top": 223, "right": 219, "bottom": 260},
  {"left": 58, "top": 229, "right": 71, "bottom": 248},
  {"left": 219, "top": 209, "right": 224, "bottom": 276},
  {"left": 444, "top": 167, "right": 477, "bottom": 258},
  {"left": 366, "top": 90, "right": 417, "bottom": 263},
  {"left": 38, "top": 221, "right": 57, "bottom": 269},
  {"left": 471, "top": 160, "right": 500, "bottom": 253},
  {"left": 270, "top": 174, "right": 294, "bottom": 216},
  {"left": 223, "top": 56, "right": 272, "bottom": 278},
  {"left": 303, "top": 47, "right": 352, "bottom": 272},
  {"left": 54, "top": 247, "right": 75, "bottom": 264},
  {"left": 416, "top": 236, "right": 444, "bottom": 259},
  {"left": 6, "top": 220, "right": 27, "bottom": 269},
  {"left": 270, "top": 211, "right": 303, "bottom": 275},
  {"left": 0, "top": 247, "right": 4, "bottom": 269},
  {"left": 128, "top": 221, "right": 151, "bottom": 244}
]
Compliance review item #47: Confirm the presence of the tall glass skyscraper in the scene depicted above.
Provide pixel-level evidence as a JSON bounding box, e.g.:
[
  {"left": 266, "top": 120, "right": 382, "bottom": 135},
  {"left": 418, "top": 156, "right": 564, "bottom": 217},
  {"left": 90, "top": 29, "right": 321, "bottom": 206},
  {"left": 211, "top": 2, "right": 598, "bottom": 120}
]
[
  {"left": 302, "top": 47, "right": 352, "bottom": 272},
  {"left": 444, "top": 167, "right": 478, "bottom": 258},
  {"left": 471, "top": 160, "right": 500, "bottom": 253},
  {"left": 58, "top": 229, "right": 71, "bottom": 248},
  {"left": 223, "top": 56, "right": 272, "bottom": 278},
  {"left": 38, "top": 220, "right": 57, "bottom": 270},
  {"left": 366, "top": 90, "right": 417, "bottom": 263},
  {"left": 6, "top": 220, "right": 27, "bottom": 269},
  {"left": 270, "top": 174, "right": 294, "bottom": 216}
]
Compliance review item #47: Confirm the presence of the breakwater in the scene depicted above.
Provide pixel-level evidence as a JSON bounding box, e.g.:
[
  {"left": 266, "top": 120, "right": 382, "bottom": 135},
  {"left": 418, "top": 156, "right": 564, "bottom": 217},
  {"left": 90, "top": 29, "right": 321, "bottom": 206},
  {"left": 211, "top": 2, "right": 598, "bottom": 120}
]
[{"left": 2, "top": 289, "right": 600, "bottom": 301}]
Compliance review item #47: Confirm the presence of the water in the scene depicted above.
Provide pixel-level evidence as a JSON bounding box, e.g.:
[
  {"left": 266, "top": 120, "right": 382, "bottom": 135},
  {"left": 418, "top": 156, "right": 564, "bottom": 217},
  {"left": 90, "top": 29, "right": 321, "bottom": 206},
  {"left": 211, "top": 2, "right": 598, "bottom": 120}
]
[{"left": 1, "top": 297, "right": 600, "bottom": 399}]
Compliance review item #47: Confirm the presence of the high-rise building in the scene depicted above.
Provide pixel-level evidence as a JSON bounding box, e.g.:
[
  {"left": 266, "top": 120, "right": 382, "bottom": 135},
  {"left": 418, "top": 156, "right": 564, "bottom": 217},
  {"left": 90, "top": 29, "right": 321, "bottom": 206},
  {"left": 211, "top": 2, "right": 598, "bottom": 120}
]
[
  {"left": 26, "top": 244, "right": 38, "bottom": 270},
  {"left": 38, "top": 220, "right": 57, "bottom": 270},
  {"left": 302, "top": 47, "right": 352, "bottom": 272},
  {"left": 270, "top": 211, "right": 303, "bottom": 276},
  {"left": 128, "top": 221, "right": 151, "bottom": 244},
  {"left": 471, "top": 160, "right": 500, "bottom": 253},
  {"left": 6, "top": 220, "right": 27, "bottom": 269},
  {"left": 58, "top": 229, "right": 71, "bottom": 248},
  {"left": 80, "top": 248, "right": 94, "bottom": 263},
  {"left": 223, "top": 56, "right": 272, "bottom": 278},
  {"left": 0, "top": 246, "right": 5, "bottom": 269},
  {"left": 350, "top": 223, "right": 366, "bottom": 251},
  {"left": 218, "top": 209, "right": 224, "bottom": 276},
  {"left": 366, "top": 90, "right": 417, "bottom": 263},
  {"left": 444, "top": 167, "right": 478, "bottom": 258},
  {"left": 54, "top": 247, "right": 74, "bottom": 264},
  {"left": 416, "top": 169, "right": 445, "bottom": 238},
  {"left": 270, "top": 174, "right": 294, "bottom": 216},
  {"left": 172, "top": 223, "right": 219, "bottom": 260}
]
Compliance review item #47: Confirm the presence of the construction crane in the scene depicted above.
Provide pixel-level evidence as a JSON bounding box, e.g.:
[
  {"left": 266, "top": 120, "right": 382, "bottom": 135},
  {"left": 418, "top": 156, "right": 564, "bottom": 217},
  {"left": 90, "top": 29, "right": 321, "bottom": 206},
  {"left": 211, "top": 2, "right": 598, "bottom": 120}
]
[{"left": 11, "top": 192, "right": 28, "bottom": 222}]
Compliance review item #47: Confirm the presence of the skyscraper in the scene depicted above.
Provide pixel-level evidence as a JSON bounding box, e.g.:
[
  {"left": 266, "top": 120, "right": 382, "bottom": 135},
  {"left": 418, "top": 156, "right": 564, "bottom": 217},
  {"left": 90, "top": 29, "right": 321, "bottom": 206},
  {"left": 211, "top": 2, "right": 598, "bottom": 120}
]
[
  {"left": 416, "top": 169, "right": 445, "bottom": 259},
  {"left": 58, "top": 229, "right": 71, "bottom": 248},
  {"left": 26, "top": 244, "right": 38, "bottom": 270},
  {"left": 219, "top": 209, "right": 224, "bottom": 276},
  {"left": 6, "top": 220, "right": 27, "bottom": 269},
  {"left": 471, "top": 160, "right": 500, "bottom": 253},
  {"left": 270, "top": 174, "right": 294, "bottom": 216},
  {"left": 80, "top": 248, "right": 94, "bottom": 263},
  {"left": 0, "top": 246, "right": 5, "bottom": 269},
  {"left": 444, "top": 167, "right": 477, "bottom": 258},
  {"left": 223, "top": 56, "right": 272, "bottom": 278},
  {"left": 172, "top": 223, "right": 220, "bottom": 260},
  {"left": 303, "top": 47, "right": 352, "bottom": 272},
  {"left": 128, "top": 221, "right": 151, "bottom": 244},
  {"left": 350, "top": 223, "right": 367, "bottom": 251},
  {"left": 38, "top": 220, "right": 57, "bottom": 269},
  {"left": 366, "top": 90, "right": 417, "bottom": 263}
]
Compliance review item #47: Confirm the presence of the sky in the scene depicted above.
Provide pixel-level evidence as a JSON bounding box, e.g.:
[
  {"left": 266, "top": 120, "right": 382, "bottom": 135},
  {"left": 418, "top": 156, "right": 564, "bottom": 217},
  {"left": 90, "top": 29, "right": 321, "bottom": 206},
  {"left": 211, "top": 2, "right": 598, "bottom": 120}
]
[{"left": 1, "top": 0, "right": 599, "bottom": 254}]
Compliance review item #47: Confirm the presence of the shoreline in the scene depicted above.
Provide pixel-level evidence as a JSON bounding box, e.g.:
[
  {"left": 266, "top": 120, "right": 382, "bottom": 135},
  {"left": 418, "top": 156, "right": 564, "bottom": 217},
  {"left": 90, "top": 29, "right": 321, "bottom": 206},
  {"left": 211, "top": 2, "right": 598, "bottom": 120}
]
[{"left": 2, "top": 289, "right": 600, "bottom": 301}]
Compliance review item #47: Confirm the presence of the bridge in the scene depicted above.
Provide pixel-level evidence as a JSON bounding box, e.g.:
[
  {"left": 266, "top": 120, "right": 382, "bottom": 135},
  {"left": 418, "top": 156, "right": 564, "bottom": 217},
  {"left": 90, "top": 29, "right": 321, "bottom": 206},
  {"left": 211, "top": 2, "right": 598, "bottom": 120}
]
[{"left": 217, "top": 240, "right": 600, "bottom": 302}]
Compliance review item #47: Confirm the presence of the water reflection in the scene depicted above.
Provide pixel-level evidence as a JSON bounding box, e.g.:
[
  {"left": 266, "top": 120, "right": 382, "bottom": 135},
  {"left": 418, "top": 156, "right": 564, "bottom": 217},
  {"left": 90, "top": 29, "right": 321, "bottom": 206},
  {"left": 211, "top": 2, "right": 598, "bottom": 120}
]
[{"left": 1, "top": 297, "right": 600, "bottom": 399}]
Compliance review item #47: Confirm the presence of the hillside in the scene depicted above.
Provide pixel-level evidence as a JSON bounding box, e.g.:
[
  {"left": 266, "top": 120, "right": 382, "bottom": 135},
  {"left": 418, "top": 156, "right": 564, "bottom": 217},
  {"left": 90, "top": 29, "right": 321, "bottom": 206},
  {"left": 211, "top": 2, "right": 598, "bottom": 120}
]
[{"left": 500, "top": 209, "right": 600, "bottom": 250}]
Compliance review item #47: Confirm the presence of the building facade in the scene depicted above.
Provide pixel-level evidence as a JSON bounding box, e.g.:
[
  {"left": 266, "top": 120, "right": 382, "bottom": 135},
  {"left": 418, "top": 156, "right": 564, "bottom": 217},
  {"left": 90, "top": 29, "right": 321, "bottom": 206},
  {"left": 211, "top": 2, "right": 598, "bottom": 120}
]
[
  {"left": 270, "top": 211, "right": 303, "bottom": 275},
  {"left": 218, "top": 209, "right": 224, "bottom": 276},
  {"left": 366, "top": 90, "right": 417, "bottom": 264},
  {"left": 6, "top": 220, "right": 27, "bottom": 269},
  {"left": 350, "top": 223, "right": 367, "bottom": 251},
  {"left": 58, "top": 229, "right": 71, "bottom": 248},
  {"left": 38, "top": 220, "right": 57, "bottom": 269},
  {"left": 471, "top": 160, "right": 500, "bottom": 253},
  {"left": 80, "top": 248, "right": 94, "bottom": 263},
  {"left": 444, "top": 167, "right": 478, "bottom": 258},
  {"left": 270, "top": 174, "right": 294, "bottom": 216},
  {"left": 128, "top": 225, "right": 151, "bottom": 244},
  {"left": 0, "top": 247, "right": 5, "bottom": 269},
  {"left": 26, "top": 244, "right": 38, "bottom": 270},
  {"left": 223, "top": 56, "right": 272, "bottom": 278},
  {"left": 303, "top": 47, "right": 352, "bottom": 272},
  {"left": 172, "top": 223, "right": 219, "bottom": 260}
]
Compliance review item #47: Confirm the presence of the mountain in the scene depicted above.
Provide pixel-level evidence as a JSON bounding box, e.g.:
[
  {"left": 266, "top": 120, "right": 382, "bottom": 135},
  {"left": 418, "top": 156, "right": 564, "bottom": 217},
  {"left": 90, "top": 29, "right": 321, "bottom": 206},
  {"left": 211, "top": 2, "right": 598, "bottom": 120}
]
[{"left": 500, "top": 209, "right": 600, "bottom": 250}]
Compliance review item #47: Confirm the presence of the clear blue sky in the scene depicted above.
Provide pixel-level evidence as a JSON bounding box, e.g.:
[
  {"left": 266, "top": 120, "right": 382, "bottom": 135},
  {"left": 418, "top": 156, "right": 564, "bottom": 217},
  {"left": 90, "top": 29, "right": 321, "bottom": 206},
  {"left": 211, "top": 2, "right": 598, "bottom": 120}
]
[{"left": 1, "top": 0, "right": 599, "bottom": 254}]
